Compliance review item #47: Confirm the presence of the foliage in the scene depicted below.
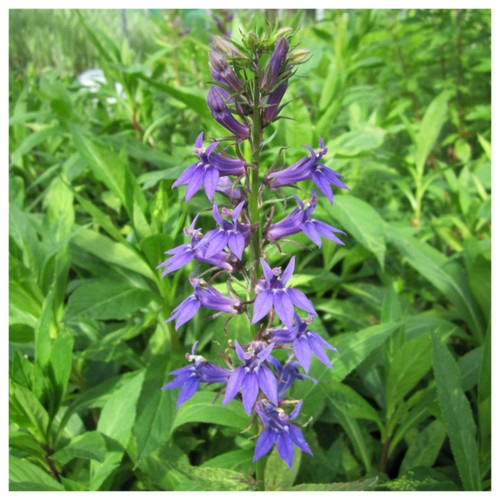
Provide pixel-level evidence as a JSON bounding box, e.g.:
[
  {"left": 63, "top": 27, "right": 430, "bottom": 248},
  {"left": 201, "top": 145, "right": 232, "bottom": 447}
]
[{"left": 9, "top": 8, "right": 491, "bottom": 491}]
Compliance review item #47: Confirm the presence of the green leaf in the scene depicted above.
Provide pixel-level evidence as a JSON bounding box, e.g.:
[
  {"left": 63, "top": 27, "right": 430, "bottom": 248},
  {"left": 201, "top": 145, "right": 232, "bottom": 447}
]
[
  {"left": 385, "top": 224, "right": 484, "bottom": 340},
  {"left": 321, "top": 380, "right": 381, "bottom": 424},
  {"left": 414, "top": 91, "right": 448, "bottom": 174},
  {"left": 331, "top": 128, "right": 386, "bottom": 157},
  {"left": 399, "top": 420, "right": 446, "bottom": 473},
  {"left": 379, "top": 467, "right": 459, "bottom": 491},
  {"left": 172, "top": 390, "right": 251, "bottom": 431},
  {"left": 386, "top": 334, "right": 432, "bottom": 418},
  {"left": 133, "top": 356, "right": 176, "bottom": 464},
  {"left": 64, "top": 279, "right": 155, "bottom": 321},
  {"left": 72, "top": 228, "right": 154, "bottom": 280},
  {"left": 10, "top": 124, "right": 62, "bottom": 165},
  {"left": 52, "top": 431, "right": 107, "bottom": 465},
  {"left": 90, "top": 371, "right": 145, "bottom": 490},
  {"left": 298, "top": 322, "right": 401, "bottom": 411},
  {"left": 9, "top": 382, "right": 49, "bottom": 443},
  {"left": 34, "top": 284, "right": 54, "bottom": 369},
  {"left": 323, "top": 194, "right": 386, "bottom": 268},
  {"left": 431, "top": 334, "right": 481, "bottom": 490},
  {"left": 264, "top": 446, "right": 301, "bottom": 490},
  {"left": 202, "top": 448, "right": 254, "bottom": 471},
  {"left": 166, "top": 462, "right": 251, "bottom": 491},
  {"left": 9, "top": 456, "right": 63, "bottom": 491},
  {"left": 291, "top": 476, "right": 379, "bottom": 491}
]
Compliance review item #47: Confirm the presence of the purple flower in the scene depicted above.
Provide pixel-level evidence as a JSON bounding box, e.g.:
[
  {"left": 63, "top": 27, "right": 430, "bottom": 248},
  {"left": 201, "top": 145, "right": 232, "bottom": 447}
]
[
  {"left": 253, "top": 399, "right": 312, "bottom": 469},
  {"left": 222, "top": 340, "right": 278, "bottom": 415},
  {"left": 268, "top": 138, "right": 350, "bottom": 204},
  {"left": 162, "top": 341, "right": 231, "bottom": 408},
  {"left": 251, "top": 256, "right": 317, "bottom": 329},
  {"left": 268, "top": 356, "right": 318, "bottom": 400},
  {"left": 270, "top": 314, "right": 337, "bottom": 373},
  {"left": 264, "top": 80, "right": 288, "bottom": 124},
  {"left": 262, "top": 37, "right": 289, "bottom": 90},
  {"left": 166, "top": 269, "right": 239, "bottom": 330},
  {"left": 267, "top": 189, "right": 346, "bottom": 247},
  {"left": 216, "top": 176, "right": 244, "bottom": 202},
  {"left": 172, "top": 132, "right": 246, "bottom": 202},
  {"left": 209, "top": 50, "right": 243, "bottom": 93},
  {"left": 207, "top": 87, "right": 250, "bottom": 140},
  {"left": 157, "top": 215, "right": 232, "bottom": 276},
  {"left": 199, "top": 201, "right": 250, "bottom": 260}
]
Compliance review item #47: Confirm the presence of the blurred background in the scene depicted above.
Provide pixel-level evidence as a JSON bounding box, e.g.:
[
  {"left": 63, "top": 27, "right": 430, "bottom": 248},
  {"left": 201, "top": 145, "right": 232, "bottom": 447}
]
[{"left": 9, "top": 9, "right": 491, "bottom": 492}]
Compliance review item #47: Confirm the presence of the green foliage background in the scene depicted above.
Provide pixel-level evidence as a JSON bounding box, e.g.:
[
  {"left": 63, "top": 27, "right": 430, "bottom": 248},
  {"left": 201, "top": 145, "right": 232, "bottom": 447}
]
[{"left": 9, "top": 8, "right": 491, "bottom": 491}]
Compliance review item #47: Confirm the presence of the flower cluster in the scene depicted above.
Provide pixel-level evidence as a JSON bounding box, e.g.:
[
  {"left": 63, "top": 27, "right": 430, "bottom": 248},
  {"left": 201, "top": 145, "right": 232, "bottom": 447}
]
[{"left": 158, "top": 27, "right": 349, "bottom": 470}]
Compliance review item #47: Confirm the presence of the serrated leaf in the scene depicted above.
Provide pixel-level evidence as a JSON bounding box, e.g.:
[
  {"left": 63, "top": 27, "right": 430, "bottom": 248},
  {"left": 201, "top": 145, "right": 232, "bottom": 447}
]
[
  {"left": 291, "top": 476, "right": 379, "bottom": 491},
  {"left": 9, "top": 456, "right": 63, "bottom": 491}
]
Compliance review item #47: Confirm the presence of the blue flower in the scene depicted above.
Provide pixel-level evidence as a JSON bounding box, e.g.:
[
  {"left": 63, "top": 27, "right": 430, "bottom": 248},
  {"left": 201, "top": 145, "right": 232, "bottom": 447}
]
[
  {"left": 253, "top": 399, "right": 312, "bottom": 469},
  {"left": 162, "top": 342, "right": 231, "bottom": 408},
  {"left": 157, "top": 215, "right": 232, "bottom": 276},
  {"left": 166, "top": 269, "right": 239, "bottom": 330},
  {"left": 222, "top": 340, "right": 278, "bottom": 415},
  {"left": 199, "top": 201, "right": 250, "bottom": 260},
  {"left": 268, "top": 356, "right": 318, "bottom": 400},
  {"left": 270, "top": 314, "right": 337, "bottom": 373},
  {"left": 251, "top": 256, "right": 317, "bottom": 329},
  {"left": 207, "top": 87, "right": 250, "bottom": 140},
  {"left": 268, "top": 138, "right": 350, "bottom": 204},
  {"left": 267, "top": 189, "right": 346, "bottom": 247},
  {"left": 172, "top": 132, "right": 246, "bottom": 202}
]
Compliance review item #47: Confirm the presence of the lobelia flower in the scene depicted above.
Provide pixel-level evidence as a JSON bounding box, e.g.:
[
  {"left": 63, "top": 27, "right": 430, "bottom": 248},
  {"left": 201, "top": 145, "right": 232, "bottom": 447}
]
[
  {"left": 268, "top": 356, "right": 318, "bottom": 400},
  {"left": 216, "top": 176, "right": 244, "bottom": 202},
  {"left": 268, "top": 138, "right": 350, "bottom": 204},
  {"left": 253, "top": 399, "right": 312, "bottom": 469},
  {"left": 209, "top": 50, "right": 243, "bottom": 93},
  {"left": 252, "top": 256, "right": 317, "bottom": 329},
  {"left": 207, "top": 86, "right": 250, "bottom": 140},
  {"left": 264, "top": 80, "right": 288, "bottom": 124},
  {"left": 162, "top": 341, "right": 231, "bottom": 408},
  {"left": 199, "top": 201, "right": 250, "bottom": 260},
  {"left": 267, "top": 189, "right": 346, "bottom": 247},
  {"left": 166, "top": 269, "right": 239, "bottom": 330},
  {"left": 262, "top": 37, "right": 289, "bottom": 90},
  {"left": 172, "top": 132, "right": 246, "bottom": 202},
  {"left": 222, "top": 340, "right": 278, "bottom": 415},
  {"left": 270, "top": 314, "right": 338, "bottom": 373},
  {"left": 157, "top": 215, "right": 232, "bottom": 276}
]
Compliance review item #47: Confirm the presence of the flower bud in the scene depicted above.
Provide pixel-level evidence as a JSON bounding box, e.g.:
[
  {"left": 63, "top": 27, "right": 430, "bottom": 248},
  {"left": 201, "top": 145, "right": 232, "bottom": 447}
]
[
  {"left": 209, "top": 50, "right": 243, "bottom": 92},
  {"left": 288, "top": 48, "right": 311, "bottom": 64},
  {"left": 211, "top": 35, "right": 245, "bottom": 58}
]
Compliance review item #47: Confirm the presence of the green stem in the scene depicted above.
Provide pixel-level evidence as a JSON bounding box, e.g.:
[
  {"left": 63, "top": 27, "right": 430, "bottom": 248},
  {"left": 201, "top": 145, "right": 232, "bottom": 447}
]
[{"left": 249, "top": 67, "right": 262, "bottom": 265}]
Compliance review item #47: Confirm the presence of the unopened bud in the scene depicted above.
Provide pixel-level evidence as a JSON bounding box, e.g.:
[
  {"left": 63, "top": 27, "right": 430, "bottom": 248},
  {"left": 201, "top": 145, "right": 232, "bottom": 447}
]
[
  {"left": 211, "top": 35, "right": 245, "bottom": 58},
  {"left": 288, "top": 48, "right": 311, "bottom": 64},
  {"left": 272, "top": 27, "right": 293, "bottom": 42}
]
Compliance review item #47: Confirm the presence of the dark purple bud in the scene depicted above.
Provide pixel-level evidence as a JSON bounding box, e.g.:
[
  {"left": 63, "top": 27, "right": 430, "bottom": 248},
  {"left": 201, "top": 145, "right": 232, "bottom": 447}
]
[
  {"left": 263, "top": 37, "right": 289, "bottom": 90},
  {"left": 207, "top": 87, "right": 250, "bottom": 139},
  {"left": 264, "top": 80, "right": 288, "bottom": 124},
  {"left": 209, "top": 50, "right": 243, "bottom": 92}
]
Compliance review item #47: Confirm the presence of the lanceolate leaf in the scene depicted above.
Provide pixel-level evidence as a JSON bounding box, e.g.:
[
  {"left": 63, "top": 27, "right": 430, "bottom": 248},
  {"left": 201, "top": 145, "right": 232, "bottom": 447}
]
[{"left": 431, "top": 334, "right": 481, "bottom": 490}]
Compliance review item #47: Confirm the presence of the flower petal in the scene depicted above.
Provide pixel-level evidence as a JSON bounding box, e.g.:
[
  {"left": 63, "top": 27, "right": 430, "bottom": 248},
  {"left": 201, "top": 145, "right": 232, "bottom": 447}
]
[
  {"left": 172, "top": 163, "right": 199, "bottom": 188},
  {"left": 260, "top": 258, "right": 274, "bottom": 282},
  {"left": 174, "top": 297, "right": 201, "bottom": 330},
  {"left": 312, "top": 171, "right": 334, "bottom": 204},
  {"left": 293, "top": 336, "right": 312, "bottom": 373},
  {"left": 222, "top": 367, "right": 244, "bottom": 406},
  {"left": 253, "top": 429, "right": 277, "bottom": 462},
  {"left": 185, "top": 169, "right": 205, "bottom": 201},
  {"left": 276, "top": 431, "right": 294, "bottom": 469},
  {"left": 251, "top": 290, "right": 274, "bottom": 324},
  {"left": 287, "top": 287, "right": 317, "bottom": 316},
  {"left": 288, "top": 423, "right": 313, "bottom": 455},
  {"left": 176, "top": 375, "right": 200, "bottom": 408},
  {"left": 228, "top": 232, "right": 245, "bottom": 260},
  {"left": 241, "top": 372, "right": 259, "bottom": 415},
  {"left": 273, "top": 291, "right": 295, "bottom": 329},
  {"left": 309, "top": 334, "right": 333, "bottom": 369},
  {"left": 302, "top": 220, "right": 322, "bottom": 248},
  {"left": 280, "top": 256, "right": 295, "bottom": 285},
  {"left": 257, "top": 365, "right": 278, "bottom": 405},
  {"left": 204, "top": 166, "right": 220, "bottom": 202}
]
